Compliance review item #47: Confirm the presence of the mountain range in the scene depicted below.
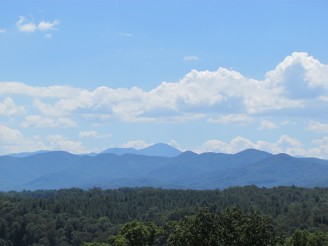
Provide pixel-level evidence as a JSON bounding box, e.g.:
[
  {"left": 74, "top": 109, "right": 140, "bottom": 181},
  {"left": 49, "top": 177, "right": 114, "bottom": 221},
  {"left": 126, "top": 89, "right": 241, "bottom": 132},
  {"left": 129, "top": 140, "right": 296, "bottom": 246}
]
[
  {"left": 1, "top": 144, "right": 328, "bottom": 191},
  {"left": 100, "top": 143, "right": 182, "bottom": 157}
]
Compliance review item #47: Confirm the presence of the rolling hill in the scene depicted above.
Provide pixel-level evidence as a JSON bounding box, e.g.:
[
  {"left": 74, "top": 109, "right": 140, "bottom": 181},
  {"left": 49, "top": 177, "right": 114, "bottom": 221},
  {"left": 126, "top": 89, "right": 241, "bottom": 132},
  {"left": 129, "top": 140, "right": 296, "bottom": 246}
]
[{"left": 0, "top": 145, "right": 328, "bottom": 191}]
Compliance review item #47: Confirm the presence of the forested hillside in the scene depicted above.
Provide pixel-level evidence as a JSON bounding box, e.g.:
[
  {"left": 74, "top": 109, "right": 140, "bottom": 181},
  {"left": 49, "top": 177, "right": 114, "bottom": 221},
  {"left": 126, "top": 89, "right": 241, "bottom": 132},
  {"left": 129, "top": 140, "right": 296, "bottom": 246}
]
[{"left": 1, "top": 186, "right": 328, "bottom": 245}]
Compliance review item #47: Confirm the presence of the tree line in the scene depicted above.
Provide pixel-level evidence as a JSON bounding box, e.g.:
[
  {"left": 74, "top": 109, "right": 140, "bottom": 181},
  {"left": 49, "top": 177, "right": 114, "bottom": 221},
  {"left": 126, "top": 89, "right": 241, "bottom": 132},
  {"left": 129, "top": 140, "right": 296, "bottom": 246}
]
[{"left": 0, "top": 186, "right": 328, "bottom": 245}]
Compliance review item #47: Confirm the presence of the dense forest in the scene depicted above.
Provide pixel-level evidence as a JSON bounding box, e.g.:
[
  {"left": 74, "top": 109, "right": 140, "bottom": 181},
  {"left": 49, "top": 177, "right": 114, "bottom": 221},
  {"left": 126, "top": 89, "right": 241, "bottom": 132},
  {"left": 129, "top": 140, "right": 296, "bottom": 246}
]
[{"left": 1, "top": 186, "right": 328, "bottom": 245}]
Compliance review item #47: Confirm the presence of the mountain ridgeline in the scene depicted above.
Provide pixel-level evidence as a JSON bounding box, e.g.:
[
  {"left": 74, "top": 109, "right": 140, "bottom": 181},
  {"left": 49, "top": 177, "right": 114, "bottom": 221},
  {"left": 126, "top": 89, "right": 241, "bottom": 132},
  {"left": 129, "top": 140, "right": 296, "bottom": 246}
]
[{"left": 1, "top": 144, "right": 328, "bottom": 191}]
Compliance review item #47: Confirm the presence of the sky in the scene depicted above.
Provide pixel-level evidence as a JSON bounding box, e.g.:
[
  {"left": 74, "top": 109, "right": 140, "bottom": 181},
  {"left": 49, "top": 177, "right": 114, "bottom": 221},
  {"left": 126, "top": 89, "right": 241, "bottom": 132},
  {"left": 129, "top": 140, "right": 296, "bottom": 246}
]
[{"left": 1, "top": 0, "right": 328, "bottom": 158}]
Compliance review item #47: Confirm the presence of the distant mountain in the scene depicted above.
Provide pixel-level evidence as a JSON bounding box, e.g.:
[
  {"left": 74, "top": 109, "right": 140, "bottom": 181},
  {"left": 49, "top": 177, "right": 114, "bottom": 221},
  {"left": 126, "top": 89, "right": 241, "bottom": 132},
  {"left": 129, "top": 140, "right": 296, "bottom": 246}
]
[
  {"left": 101, "top": 147, "right": 139, "bottom": 155},
  {"left": 138, "top": 143, "right": 182, "bottom": 157},
  {"left": 101, "top": 143, "right": 181, "bottom": 157},
  {"left": 0, "top": 148, "right": 328, "bottom": 191},
  {"left": 0, "top": 151, "right": 79, "bottom": 190},
  {"left": 192, "top": 153, "right": 328, "bottom": 189},
  {"left": 6, "top": 150, "right": 52, "bottom": 158}
]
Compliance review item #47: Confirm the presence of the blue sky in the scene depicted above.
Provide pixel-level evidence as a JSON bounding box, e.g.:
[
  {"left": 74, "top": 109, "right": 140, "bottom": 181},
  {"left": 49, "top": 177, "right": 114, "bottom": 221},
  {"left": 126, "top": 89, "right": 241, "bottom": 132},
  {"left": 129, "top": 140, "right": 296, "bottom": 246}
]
[{"left": 1, "top": 0, "right": 328, "bottom": 158}]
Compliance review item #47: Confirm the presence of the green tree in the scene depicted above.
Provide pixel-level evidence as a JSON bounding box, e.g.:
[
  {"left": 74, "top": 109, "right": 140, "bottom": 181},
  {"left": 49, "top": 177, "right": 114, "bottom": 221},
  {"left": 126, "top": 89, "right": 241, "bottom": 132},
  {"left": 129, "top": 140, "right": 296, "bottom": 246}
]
[
  {"left": 83, "top": 243, "right": 110, "bottom": 246},
  {"left": 166, "top": 208, "right": 219, "bottom": 246},
  {"left": 219, "top": 207, "right": 280, "bottom": 246},
  {"left": 109, "top": 221, "right": 159, "bottom": 246},
  {"left": 285, "top": 230, "right": 328, "bottom": 246}
]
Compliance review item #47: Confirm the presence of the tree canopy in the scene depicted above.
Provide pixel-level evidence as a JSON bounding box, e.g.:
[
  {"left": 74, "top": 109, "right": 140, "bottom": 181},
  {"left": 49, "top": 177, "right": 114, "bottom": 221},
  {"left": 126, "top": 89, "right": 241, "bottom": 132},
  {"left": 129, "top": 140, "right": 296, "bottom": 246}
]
[{"left": 1, "top": 186, "right": 328, "bottom": 245}]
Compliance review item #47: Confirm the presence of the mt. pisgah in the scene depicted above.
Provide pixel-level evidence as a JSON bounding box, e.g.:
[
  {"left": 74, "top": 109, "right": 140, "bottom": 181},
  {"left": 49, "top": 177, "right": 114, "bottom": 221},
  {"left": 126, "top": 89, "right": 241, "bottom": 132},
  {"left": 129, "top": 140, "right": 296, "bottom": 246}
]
[{"left": 101, "top": 143, "right": 182, "bottom": 157}]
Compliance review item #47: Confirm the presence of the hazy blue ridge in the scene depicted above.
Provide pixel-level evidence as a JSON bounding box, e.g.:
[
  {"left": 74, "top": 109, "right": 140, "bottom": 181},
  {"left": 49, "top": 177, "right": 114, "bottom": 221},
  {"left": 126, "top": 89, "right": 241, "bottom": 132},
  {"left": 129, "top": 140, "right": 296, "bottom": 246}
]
[
  {"left": 101, "top": 143, "right": 182, "bottom": 157},
  {"left": 0, "top": 145, "right": 328, "bottom": 191}
]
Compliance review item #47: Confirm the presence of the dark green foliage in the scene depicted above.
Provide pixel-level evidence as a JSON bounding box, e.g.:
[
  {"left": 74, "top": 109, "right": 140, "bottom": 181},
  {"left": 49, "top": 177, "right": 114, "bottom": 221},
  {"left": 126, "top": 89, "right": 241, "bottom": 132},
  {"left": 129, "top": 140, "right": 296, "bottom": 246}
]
[
  {"left": 0, "top": 186, "right": 328, "bottom": 245},
  {"left": 166, "top": 208, "right": 280, "bottom": 246},
  {"left": 285, "top": 230, "right": 328, "bottom": 246},
  {"left": 218, "top": 207, "right": 280, "bottom": 246},
  {"left": 83, "top": 243, "right": 110, "bottom": 246},
  {"left": 166, "top": 208, "right": 219, "bottom": 246},
  {"left": 109, "top": 221, "right": 160, "bottom": 246}
]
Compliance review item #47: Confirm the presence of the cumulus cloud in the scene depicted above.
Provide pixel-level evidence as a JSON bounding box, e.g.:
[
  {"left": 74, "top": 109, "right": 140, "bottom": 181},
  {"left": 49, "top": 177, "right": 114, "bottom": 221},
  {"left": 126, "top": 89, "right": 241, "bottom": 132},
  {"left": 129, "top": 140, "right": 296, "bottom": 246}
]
[
  {"left": 307, "top": 121, "right": 328, "bottom": 133},
  {"left": 197, "top": 137, "right": 256, "bottom": 154},
  {"left": 0, "top": 52, "right": 327, "bottom": 157},
  {"left": 0, "top": 82, "right": 79, "bottom": 98},
  {"left": 21, "top": 115, "right": 76, "bottom": 128},
  {"left": 48, "top": 135, "right": 86, "bottom": 154},
  {"left": 308, "top": 137, "right": 328, "bottom": 158},
  {"left": 0, "top": 124, "right": 88, "bottom": 154},
  {"left": 16, "top": 16, "right": 59, "bottom": 32},
  {"left": 0, "top": 52, "right": 327, "bottom": 124},
  {"left": 0, "top": 28, "right": 6, "bottom": 33},
  {"left": 33, "top": 99, "right": 69, "bottom": 117},
  {"left": 0, "top": 124, "right": 25, "bottom": 144},
  {"left": 0, "top": 124, "right": 47, "bottom": 154},
  {"left": 38, "top": 20, "right": 59, "bottom": 31},
  {"left": 266, "top": 52, "right": 328, "bottom": 90},
  {"left": 168, "top": 140, "right": 183, "bottom": 151},
  {"left": 0, "top": 97, "right": 25, "bottom": 115}
]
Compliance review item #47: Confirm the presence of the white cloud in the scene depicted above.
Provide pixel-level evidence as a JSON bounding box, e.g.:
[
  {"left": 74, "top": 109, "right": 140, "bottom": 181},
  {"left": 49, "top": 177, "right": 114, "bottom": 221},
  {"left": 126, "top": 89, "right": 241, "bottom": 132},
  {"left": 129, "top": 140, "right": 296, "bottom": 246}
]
[
  {"left": 0, "top": 125, "right": 89, "bottom": 155},
  {"left": 266, "top": 52, "right": 328, "bottom": 91},
  {"left": 0, "top": 52, "right": 327, "bottom": 123},
  {"left": 0, "top": 124, "right": 25, "bottom": 144},
  {"left": 307, "top": 121, "right": 328, "bottom": 133},
  {"left": 122, "top": 140, "right": 152, "bottom": 150},
  {"left": 259, "top": 120, "right": 277, "bottom": 130},
  {"left": 208, "top": 114, "right": 253, "bottom": 125},
  {"left": 196, "top": 137, "right": 255, "bottom": 154},
  {"left": 0, "top": 82, "right": 79, "bottom": 98},
  {"left": 308, "top": 137, "right": 328, "bottom": 158},
  {"left": 0, "top": 52, "right": 327, "bottom": 158},
  {"left": 168, "top": 140, "right": 183, "bottom": 151},
  {"left": 0, "top": 124, "right": 47, "bottom": 154},
  {"left": 21, "top": 115, "right": 76, "bottom": 128},
  {"left": 38, "top": 20, "right": 59, "bottom": 31},
  {"left": 0, "top": 28, "right": 6, "bottom": 33},
  {"left": 0, "top": 97, "right": 25, "bottom": 115},
  {"left": 33, "top": 99, "right": 68, "bottom": 117},
  {"left": 79, "top": 130, "right": 111, "bottom": 138},
  {"left": 16, "top": 16, "right": 59, "bottom": 33},
  {"left": 48, "top": 135, "right": 86, "bottom": 154},
  {"left": 16, "top": 16, "right": 37, "bottom": 32},
  {"left": 183, "top": 56, "right": 200, "bottom": 61}
]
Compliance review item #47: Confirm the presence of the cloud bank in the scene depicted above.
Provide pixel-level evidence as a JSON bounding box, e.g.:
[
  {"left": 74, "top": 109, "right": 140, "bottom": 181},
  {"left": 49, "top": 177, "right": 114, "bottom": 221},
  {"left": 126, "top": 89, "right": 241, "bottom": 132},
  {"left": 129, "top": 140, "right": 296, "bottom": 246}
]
[
  {"left": 1, "top": 52, "right": 327, "bottom": 122},
  {"left": 0, "top": 52, "right": 328, "bottom": 157}
]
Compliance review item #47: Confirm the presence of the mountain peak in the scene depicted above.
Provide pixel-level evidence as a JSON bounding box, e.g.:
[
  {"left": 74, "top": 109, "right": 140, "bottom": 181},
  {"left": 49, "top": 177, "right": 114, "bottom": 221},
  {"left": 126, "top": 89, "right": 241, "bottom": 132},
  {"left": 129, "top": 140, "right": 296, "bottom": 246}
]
[
  {"left": 139, "top": 143, "right": 181, "bottom": 157},
  {"left": 238, "top": 148, "right": 267, "bottom": 154},
  {"left": 101, "top": 147, "right": 138, "bottom": 155},
  {"left": 274, "top": 153, "right": 293, "bottom": 160},
  {"left": 101, "top": 143, "right": 181, "bottom": 157},
  {"left": 234, "top": 148, "right": 272, "bottom": 160}
]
